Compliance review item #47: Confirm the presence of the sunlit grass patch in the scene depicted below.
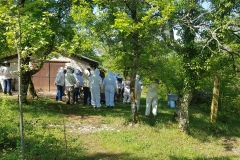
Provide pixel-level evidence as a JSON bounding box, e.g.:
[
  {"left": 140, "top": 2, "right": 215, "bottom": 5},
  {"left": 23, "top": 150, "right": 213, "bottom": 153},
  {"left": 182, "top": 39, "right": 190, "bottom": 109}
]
[{"left": 0, "top": 96, "right": 240, "bottom": 159}]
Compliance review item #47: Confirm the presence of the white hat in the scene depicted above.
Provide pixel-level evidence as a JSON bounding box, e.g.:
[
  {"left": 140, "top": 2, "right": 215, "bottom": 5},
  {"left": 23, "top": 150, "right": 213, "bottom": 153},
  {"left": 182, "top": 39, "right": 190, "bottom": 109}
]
[{"left": 84, "top": 69, "right": 90, "bottom": 76}]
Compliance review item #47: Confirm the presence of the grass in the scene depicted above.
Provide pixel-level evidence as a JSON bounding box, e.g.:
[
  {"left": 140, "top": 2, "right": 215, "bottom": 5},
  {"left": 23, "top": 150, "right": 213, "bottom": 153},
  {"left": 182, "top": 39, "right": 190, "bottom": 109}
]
[{"left": 0, "top": 93, "right": 240, "bottom": 160}]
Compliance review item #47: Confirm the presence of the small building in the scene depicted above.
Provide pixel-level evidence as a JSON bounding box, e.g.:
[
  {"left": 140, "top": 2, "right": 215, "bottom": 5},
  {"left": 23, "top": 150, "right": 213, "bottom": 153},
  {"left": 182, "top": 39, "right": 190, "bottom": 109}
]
[{"left": 1, "top": 54, "right": 99, "bottom": 92}]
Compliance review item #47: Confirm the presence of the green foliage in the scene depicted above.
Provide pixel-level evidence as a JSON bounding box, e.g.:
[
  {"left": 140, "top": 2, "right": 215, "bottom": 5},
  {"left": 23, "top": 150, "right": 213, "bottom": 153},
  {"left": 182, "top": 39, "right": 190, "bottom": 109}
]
[
  {"left": 0, "top": 0, "right": 76, "bottom": 103},
  {"left": 0, "top": 0, "right": 75, "bottom": 59},
  {"left": 70, "top": 0, "right": 177, "bottom": 81}
]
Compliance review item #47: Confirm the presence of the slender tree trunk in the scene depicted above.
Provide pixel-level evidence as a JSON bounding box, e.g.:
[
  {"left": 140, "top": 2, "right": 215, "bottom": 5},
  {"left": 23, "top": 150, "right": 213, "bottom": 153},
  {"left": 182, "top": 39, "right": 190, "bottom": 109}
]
[
  {"left": 210, "top": 74, "right": 220, "bottom": 123},
  {"left": 130, "top": 73, "right": 138, "bottom": 122},
  {"left": 16, "top": 0, "right": 26, "bottom": 159}
]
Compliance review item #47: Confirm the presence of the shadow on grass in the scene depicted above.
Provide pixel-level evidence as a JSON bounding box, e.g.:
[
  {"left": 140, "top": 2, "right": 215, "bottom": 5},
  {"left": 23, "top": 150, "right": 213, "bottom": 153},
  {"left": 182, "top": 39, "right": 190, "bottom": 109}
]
[
  {"left": 23, "top": 136, "right": 145, "bottom": 160},
  {"left": 81, "top": 152, "right": 147, "bottom": 160},
  {"left": 21, "top": 98, "right": 176, "bottom": 126},
  {"left": 188, "top": 106, "right": 240, "bottom": 142}
]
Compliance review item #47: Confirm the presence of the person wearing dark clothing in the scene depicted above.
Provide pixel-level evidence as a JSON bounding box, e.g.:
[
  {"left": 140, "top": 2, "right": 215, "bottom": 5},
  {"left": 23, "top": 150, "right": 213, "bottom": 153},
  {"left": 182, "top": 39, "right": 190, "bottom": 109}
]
[{"left": 82, "top": 68, "right": 91, "bottom": 105}]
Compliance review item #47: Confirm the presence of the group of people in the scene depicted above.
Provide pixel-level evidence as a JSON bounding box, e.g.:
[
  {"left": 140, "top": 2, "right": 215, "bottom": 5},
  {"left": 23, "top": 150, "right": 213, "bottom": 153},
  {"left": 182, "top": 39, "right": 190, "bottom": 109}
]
[
  {"left": 0, "top": 61, "right": 159, "bottom": 118},
  {"left": 54, "top": 66, "right": 86, "bottom": 105},
  {"left": 54, "top": 66, "right": 116, "bottom": 108},
  {"left": 0, "top": 61, "right": 14, "bottom": 96},
  {"left": 54, "top": 65, "right": 160, "bottom": 118}
]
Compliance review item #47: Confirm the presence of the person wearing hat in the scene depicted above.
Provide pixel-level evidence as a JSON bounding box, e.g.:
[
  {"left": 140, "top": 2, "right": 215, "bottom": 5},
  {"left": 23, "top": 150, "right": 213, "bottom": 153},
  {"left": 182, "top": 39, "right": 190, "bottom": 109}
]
[
  {"left": 145, "top": 79, "right": 159, "bottom": 118},
  {"left": 103, "top": 70, "right": 118, "bottom": 108},
  {"left": 89, "top": 68, "right": 103, "bottom": 108},
  {"left": 73, "top": 68, "right": 83, "bottom": 104},
  {"left": 54, "top": 67, "right": 65, "bottom": 102},
  {"left": 0, "top": 61, "right": 13, "bottom": 95},
  {"left": 65, "top": 66, "right": 77, "bottom": 104}
]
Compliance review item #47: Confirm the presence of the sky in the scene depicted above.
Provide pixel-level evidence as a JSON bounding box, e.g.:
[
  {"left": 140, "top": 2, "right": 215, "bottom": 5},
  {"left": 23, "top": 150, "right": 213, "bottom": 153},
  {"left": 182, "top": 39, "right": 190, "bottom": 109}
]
[{"left": 202, "top": 1, "right": 211, "bottom": 9}]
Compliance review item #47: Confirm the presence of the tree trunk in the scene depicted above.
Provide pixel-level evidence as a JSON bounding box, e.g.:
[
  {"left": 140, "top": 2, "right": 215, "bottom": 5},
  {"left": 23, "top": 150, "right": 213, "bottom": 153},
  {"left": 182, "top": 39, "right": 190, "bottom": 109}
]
[
  {"left": 28, "top": 77, "right": 38, "bottom": 99},
  {"left": 173, "top": 0, "right": 197, "bottom": 133},
  {"left": 127, "top": 1, "right": 140, "bottom": 123},
  {"left": 210, "top": 74, "right": 220, "bottom": 123},
  {"left": 130, "top": 74, "right": 138, "bottom": 123},
  {"left": 21, "top": 70, "right": 31, "bottom": 103},
  {"left": 174, "top": 92, "right": 192, "bottom": 134}
]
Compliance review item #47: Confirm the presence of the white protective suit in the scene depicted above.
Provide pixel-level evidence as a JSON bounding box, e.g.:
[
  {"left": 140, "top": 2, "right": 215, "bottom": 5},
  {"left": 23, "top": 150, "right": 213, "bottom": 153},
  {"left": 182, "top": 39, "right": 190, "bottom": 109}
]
[
  {"left": 65, "top": 66, "right": 76, "bottom": 87},
  {"left": 74, "top": 69, "right": 83, "bottom": 87},
  {"left": 145, "top": 81, "right": 159, "bottom": 117},
  {"left": 122, "top": 78, "right": 131, "bottom": 103},
  {"left": 54, "top": 67, "right": 65, "bottom": 101},
  {"left": 89, "top": 68, "right": 103, "bottom": 108},
  {"left": 0, "top": 65, "right": 4, "bottom": 91},
  {"left": 82, "top": 69, "right": 90, "bottom": 87},
  {"left": 103, "top": 70, "right": 117, "bottom": 107},
  {"left": 54, "top": 67, "right": 65, "bottom": 86},
  {"left": 115, "top": 73, "right": 123, "bottom": 90},
  {"left": 134, "top": 74, "right": 143, "bottom": 111},
  {"left": 0, "top": 62, "right": 14, "bottom": 95}
]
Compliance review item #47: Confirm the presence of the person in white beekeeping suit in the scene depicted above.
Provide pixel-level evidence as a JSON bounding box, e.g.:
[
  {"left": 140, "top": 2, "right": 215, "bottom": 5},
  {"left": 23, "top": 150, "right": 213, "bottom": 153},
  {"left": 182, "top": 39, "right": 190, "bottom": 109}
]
[
  {"left": 145, "top": 79, "right": 159, "bottom": 118},
  {"left": 134, "top": 74, "right": 143, "bottom": 112},
  {"left": 122, "top": 76, "right": 131, "bottom": 104},
  {"left": 0, "top": 61, "right": 14, "bottom": 95},
  {"left": 73, "top": 68, "right": 82, "bottom": 104},
  {"left": 65, "top": 66, "right": 76, "bottom": 104},
  {"left": 0, "top": 63, "right": 4, "bottom": 92},
  {"left": 103, "top": 70, "right": 118, "bottom": 108},
  {"left": 54, "top": 67, "right": 65, "bottom": 102},
  {"left": 89, "top": 68, "right": 103, "bottom": 108}
]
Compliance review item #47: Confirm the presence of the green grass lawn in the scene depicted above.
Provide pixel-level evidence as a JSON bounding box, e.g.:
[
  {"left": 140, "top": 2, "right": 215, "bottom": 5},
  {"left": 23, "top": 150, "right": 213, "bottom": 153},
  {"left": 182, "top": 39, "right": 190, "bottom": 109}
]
[{"left": 0, "top": 94, "right": 240, "bottom": 160}]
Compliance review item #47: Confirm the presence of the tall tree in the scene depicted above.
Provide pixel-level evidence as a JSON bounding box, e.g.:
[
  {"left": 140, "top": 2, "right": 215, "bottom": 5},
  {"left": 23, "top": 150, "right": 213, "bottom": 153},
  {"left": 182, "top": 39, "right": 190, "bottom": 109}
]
[
  {"left": 71, "top": 0, "right": 175, "bottom": 121},
  {"left": 0, "top": 0, "right": 74, "bottom": 103},
  {"left": 169, "top": 0, "right": 211, "bottom": 133},
  {"left": 205, "top": 0, "right": 240, "bottom": 122}
]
